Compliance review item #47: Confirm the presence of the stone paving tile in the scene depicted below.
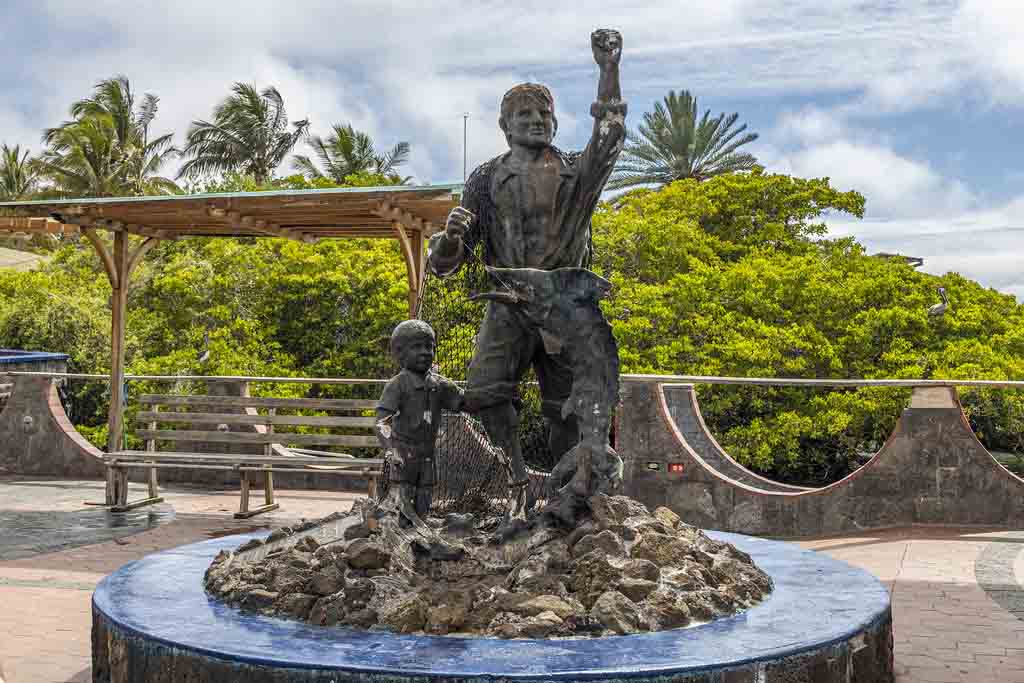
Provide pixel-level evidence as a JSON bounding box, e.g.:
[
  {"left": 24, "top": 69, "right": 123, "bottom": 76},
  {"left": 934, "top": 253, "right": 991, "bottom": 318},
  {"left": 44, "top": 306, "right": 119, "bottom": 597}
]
[{"left": 2, "top": 478, "right": 1023, "bottom": 682}]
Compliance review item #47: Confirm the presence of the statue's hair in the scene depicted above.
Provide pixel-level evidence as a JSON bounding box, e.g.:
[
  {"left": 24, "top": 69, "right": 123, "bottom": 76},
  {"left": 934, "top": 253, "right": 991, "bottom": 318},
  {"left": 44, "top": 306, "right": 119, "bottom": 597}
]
[
  {"left": 499, "top": 83, "right": 557, "bottom": 136},
  {"left": 390, "top": 319, "right": 436, "bottom": 360}
]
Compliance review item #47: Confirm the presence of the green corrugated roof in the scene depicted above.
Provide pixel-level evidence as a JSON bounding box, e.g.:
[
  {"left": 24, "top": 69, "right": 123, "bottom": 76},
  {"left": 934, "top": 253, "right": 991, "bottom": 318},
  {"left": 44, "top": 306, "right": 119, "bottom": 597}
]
[{"left": 0, "top": 182, "right": 464, "bottom": 209}]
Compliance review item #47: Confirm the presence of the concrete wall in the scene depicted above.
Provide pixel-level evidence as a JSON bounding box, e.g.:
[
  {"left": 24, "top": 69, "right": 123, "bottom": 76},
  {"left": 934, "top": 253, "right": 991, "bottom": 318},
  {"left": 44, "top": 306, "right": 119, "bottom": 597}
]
[
  {"left": 0, "top": 375, "right": 105, "bottom": 478},
  {"left": 620, "top": 381, "right": 1024, "bottom": 537}
]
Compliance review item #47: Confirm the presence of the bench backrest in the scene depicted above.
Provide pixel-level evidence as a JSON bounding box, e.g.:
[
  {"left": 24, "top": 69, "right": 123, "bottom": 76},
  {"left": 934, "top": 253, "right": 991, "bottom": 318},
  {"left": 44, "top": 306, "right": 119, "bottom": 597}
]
[{"left": 133, "top": 393, "right": 381, "bottom": 454}]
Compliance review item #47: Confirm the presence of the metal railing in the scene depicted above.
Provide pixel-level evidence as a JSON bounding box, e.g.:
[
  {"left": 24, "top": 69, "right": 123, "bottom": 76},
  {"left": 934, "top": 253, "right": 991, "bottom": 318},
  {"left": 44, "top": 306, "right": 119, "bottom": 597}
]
[{"left": 1, "top": 370, "right": 1022, "bottom": 389}]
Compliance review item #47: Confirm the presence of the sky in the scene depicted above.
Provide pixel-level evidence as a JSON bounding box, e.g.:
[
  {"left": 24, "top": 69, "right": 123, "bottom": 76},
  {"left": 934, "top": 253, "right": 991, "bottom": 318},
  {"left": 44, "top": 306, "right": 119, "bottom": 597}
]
[{"left": 1, "top": 1, "right": 1021, "bottom": 298}]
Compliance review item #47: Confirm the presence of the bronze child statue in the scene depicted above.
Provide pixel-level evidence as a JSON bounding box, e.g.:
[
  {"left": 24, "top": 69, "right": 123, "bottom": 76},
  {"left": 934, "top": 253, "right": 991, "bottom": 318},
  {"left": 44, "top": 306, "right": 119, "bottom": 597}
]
[{"left": 375, "top": 320, "right": 463, "bottom": 527}]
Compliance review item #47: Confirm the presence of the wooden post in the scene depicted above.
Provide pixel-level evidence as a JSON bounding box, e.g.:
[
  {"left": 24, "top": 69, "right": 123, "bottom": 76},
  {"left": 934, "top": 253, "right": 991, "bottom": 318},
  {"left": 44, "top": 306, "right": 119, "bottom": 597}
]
[
  {"left": 410, "top": 228, "right": 424, "bottom": 317},
  {"left": 107, "top": 231, "right": 129, "bottom": 453},
  {"left": 239, "top": 471, "right": 250, "bottom": 515}
]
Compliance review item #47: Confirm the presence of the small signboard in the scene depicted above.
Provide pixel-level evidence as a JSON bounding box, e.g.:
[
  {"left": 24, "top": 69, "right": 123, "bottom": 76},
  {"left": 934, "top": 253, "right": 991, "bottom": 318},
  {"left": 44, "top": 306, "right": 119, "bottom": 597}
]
[
  {"left": 668, "top": 462, "right": 685, "bottom": 474},
  {"left": 646, "top": 462, "right": 661, "bottom": 471}
]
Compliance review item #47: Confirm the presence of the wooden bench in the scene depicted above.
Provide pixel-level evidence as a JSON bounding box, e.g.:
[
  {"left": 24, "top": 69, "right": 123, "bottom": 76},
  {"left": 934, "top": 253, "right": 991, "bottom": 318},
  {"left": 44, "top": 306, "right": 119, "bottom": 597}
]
[{"left": 105, "top": 393, "right": 383, "bottom": 518}]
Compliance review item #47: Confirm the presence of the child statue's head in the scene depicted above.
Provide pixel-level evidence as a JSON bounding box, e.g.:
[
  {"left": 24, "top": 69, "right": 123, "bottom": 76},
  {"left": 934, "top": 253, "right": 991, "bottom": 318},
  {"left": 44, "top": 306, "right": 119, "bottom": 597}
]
[{"left": 390, "top": 319, "right": 436, "bottom": 373}]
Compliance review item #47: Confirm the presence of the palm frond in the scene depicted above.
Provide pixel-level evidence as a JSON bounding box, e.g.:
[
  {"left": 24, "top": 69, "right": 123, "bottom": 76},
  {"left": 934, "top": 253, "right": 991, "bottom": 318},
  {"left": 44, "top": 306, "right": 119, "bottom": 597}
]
[{"left": 612, "top": 88, "right": 758, "bottom": 190}]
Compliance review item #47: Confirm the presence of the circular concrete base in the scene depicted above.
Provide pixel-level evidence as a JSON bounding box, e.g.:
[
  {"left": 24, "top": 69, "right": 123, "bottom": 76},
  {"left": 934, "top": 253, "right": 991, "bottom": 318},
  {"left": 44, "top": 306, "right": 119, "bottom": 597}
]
[{"left": 92, "top": 531, "right": 893, "bottom": 682}]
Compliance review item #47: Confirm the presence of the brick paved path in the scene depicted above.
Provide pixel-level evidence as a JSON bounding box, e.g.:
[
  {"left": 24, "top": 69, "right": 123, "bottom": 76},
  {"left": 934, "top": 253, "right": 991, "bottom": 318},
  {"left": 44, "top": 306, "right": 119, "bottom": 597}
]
[{"left": 0, "top": 476, "right": 1021, "bottom": 682}]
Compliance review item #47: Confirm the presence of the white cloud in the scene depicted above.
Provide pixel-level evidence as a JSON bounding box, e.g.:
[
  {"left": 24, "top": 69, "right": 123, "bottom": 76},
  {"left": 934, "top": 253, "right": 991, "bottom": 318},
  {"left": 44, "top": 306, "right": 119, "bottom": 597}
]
[
  {"left": 3, "top": 0, "right": 1016, "bottom": 182},
  {"left": 955, "top": 0, "right": 1024, "bottom": 103},
  {"left": 793, "top": 142, "right": 972, "bottom": 217}
]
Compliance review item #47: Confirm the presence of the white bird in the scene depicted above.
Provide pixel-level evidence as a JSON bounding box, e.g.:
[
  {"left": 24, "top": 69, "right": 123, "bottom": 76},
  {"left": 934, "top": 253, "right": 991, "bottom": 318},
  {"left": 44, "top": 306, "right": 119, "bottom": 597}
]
[{"left": 928, "top": 287, "right": 949, "bottom": 317}]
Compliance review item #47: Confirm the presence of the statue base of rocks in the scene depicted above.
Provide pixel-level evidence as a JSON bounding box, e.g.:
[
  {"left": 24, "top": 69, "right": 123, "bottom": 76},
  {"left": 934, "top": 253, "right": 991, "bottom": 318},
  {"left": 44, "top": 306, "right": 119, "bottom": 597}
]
[{"left": 204, "top": 493, "right": 773, "bottom": 638}]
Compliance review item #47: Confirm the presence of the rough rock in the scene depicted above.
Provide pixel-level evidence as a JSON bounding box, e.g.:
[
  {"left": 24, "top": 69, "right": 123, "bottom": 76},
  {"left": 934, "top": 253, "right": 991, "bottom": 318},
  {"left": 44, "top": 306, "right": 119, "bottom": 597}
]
[
  {"left": 630, "top": 532, "right": 696, "bottom": 566},
  {"left": 379, "top": 594, "right": 428, "bottom": 633},
  {"left": 343, "top": 523, "right": 372, "bottom": 541},
  {"left": 236, "top": 538, "right": 263, "bottom": 553},
  {"left": 342, "top": 607, "right": 378, "bottom": 628},
  {"left": 571, "top": 530, "right": 626, "bottom": 559},
  {"left": 590, "top": 590, "right": 645, "bottom": 634},
  {"left": 345, "top": 539, "right": 392, "bottom": 570},
  {"left": 616, "top": 578, "right": 658, "bottom": 602},
  {"left": 588, "top": 494, "right": 649, "bottom": 528},
  {"left": 652, "top": 506, "right": 682, "bottom": 529},
  {"left": 279, "top": 592, "right": 317, "bottom": 619},
  {"left": 570, "top": 550, "right": 623, "bottom": 608},
  {"left": 308, "top": 594, "right": 345, "bottom": 626},
  {"left": 510, "top": 594, "right": 577, "bottom": 619},
  {"left": 515, "top": 573, "right": 570, "bottom": 597},
  {"left": 645, "top": 588, "right": 692, "bottom": 628},
  {"left": 308, "top": 564, "right": 345, "bottom": 596},
  {"left": 621, "top": 558, "right": 661, "bottom": 583},
  {"left": 520, "top": 611, "right": 564, "bottom": 638},
  {"left": 242, "top": 589, "right": 278, "bottom": 610},
  {"left": 342, "top": 577, "right": 375, "bottom": 610},
  {"left": 295, "top": 535, "right": 320, "bottom": 553},
  {"left": 426, "top": 602, "right": 468, "bottom": 635}
]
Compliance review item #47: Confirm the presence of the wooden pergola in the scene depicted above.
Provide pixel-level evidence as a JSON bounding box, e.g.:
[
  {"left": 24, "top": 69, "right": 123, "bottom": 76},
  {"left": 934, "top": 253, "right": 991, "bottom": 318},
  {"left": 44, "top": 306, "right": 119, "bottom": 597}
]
[{"left": 0, "top": 184, "right": 460, "bottom": 452}]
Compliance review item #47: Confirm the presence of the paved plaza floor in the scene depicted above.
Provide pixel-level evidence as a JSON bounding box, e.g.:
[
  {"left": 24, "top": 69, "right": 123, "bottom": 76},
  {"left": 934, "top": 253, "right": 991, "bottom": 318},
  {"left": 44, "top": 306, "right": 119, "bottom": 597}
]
[{"left": 0, "top": 476, "right": 1021, "bottom": 682}]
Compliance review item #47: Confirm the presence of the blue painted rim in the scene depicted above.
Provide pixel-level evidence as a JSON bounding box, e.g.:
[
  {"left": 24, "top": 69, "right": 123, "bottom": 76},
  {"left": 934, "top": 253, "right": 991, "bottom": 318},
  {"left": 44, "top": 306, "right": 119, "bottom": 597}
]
[
  {"left": 0, "top": 349, "right": 69, "bottom": 364},
  {"left": 92, "top": 531, "right": 891, "bottom": 680}
]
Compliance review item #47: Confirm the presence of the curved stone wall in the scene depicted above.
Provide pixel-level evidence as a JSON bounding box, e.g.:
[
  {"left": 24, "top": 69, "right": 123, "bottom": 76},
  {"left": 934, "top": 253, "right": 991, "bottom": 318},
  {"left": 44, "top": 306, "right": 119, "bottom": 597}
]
[
  {"left": 662, "top": 384, "right": 809, "bottom": 493},
  {"left": 0, "top": 375, "right": 105, "bottom": 478},
  {"left": 620, "top": 382, "right": 1024, "bottom": 537}
]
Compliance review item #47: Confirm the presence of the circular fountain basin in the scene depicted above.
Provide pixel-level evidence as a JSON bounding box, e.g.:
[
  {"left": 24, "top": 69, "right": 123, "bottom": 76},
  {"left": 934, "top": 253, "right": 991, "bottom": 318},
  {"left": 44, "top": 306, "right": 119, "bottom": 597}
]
[{"left": 92, "top": 531, "right": 893, "bottom": 682}]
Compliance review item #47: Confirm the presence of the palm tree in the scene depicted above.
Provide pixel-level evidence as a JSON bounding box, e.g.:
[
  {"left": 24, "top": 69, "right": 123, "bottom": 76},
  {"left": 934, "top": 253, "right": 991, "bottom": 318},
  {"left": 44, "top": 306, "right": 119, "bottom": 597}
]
[
  {"left": 179, "top": 83, "right": 310, "bottom": 184},
  {"left": 40, "top": 75, "right": 179, "bottom": 197},
  {"left": 609, "top": 90, "right": 758, "bottom": 190},
  {"left": 0, "top": 144, "right": 39, "bottom": 200},
  {"left": 36, "top": 115, "right": 129, "bottom": 197},
  {"left": 292, "top": 123, "right": 410, "bottom": 184}
]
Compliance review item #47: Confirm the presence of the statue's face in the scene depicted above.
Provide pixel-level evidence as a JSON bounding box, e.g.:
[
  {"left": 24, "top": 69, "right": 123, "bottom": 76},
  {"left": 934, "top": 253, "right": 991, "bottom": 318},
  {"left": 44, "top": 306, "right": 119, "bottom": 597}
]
[
  {"left": 503, "top": 98, "right": 555, "bottom": 149},
  {"left": 399, "top": 338, "right": 435, "bottom": 374}
]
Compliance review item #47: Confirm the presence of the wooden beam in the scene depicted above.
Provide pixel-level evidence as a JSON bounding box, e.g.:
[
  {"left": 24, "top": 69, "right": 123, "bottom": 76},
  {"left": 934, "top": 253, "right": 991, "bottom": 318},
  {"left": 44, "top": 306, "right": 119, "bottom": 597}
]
[
  {"left": 0, "top": 217, "right": 77, "bottom": 234},
  {"left": 390, "top": 220, "right": 419, "bottom": 316},
  {"left": 127, "top": 237, "right": 160, "bottom": 276},
  {"left": 82, "top": 228, "right": 119, "bottom": 290}
]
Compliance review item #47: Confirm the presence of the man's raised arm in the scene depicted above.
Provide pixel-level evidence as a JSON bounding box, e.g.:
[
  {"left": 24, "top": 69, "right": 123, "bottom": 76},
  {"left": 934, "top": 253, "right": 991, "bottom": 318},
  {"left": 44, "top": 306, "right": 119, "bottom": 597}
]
[{"left": 578, "top": 29, "right": 627, "bottom": 191}]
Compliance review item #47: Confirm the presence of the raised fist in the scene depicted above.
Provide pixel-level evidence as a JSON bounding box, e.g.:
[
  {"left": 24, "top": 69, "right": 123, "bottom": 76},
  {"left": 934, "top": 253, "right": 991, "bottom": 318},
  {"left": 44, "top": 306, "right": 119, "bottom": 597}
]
[
  {"left": 591, "top": 29, "right": 622, "bottom": 68},
  {"left": 444, "top": 206, "right": 474, "bottom": 241}
]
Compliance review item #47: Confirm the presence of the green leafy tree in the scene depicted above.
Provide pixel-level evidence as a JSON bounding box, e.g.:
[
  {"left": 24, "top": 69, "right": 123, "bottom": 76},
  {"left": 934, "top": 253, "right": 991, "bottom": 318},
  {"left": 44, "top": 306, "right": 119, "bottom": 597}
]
[
  {"left": 39, "top": 76, "right": 179, "bottom": 197},
  {"left": 0, "top": 144, "right": 39, "bottom": 200},
  {"left": 292, "top": 123, "right": 410, "bottom": 184},
  {"left": 595, "top": 171, "right": 1024, "bottom": 484},
  {"left": 179, "top": 83, "right": 309, "bottom": 184},
  {"left": 609, "top": 90, "right": 758, "bottom": 190}
]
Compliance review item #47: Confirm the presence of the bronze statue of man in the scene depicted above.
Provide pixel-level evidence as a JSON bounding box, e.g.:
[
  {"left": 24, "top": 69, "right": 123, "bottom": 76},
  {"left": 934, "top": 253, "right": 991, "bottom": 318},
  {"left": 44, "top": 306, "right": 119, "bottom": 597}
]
[{"left": 427, "top": 29, "right": 626, "bottom": 515}]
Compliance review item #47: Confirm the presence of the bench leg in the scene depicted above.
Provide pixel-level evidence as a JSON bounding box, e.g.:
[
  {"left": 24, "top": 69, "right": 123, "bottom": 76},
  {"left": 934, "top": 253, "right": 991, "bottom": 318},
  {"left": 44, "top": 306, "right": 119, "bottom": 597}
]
[
  {"left": 110, "top": 466, "right": 164, "bottom": 513},
  {"left": 234, "top": 469, "right": 280, "bottom": 519},
  {"left": 105, "top": 467, "right": 116, "bottom": 506}
]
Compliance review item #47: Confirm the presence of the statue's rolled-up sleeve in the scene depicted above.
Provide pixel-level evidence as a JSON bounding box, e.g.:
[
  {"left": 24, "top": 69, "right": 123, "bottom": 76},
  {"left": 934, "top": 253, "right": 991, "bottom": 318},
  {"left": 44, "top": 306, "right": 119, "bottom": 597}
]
[
  {"left": 427, "top": 166, "right": 486, "bottom": 277},
  {"left": 575, "top": 100, "right": 628, "bottom": 198}
]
